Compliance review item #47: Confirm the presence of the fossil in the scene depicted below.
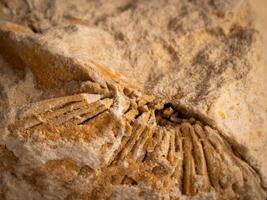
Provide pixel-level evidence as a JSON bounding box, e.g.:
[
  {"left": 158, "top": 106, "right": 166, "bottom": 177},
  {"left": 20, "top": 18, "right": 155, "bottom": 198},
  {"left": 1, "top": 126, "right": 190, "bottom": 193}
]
[
  {"left": 0, "top": 21, "right": 266, "bottom": 200},
  {"left": 5, "top": 89, "right": 265, "bottom": 200}
]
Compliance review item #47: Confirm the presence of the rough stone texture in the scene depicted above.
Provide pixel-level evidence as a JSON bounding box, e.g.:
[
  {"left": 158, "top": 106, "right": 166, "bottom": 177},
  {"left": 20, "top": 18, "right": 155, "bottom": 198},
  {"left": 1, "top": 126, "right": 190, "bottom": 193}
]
[{"left": 0, "top": 0, "right": 266, "bottom": 200}]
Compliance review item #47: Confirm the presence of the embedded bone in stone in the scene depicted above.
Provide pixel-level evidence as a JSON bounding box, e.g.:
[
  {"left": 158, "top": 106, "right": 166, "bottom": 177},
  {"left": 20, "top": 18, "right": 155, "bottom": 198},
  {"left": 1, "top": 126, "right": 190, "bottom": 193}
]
[
  {"left": 119, "top": 112, "right": 151, "bottom": 160},
  {"left": 0, "top": 10, "right": 266, "bottom": 200},
  {"left": 1, "top": 54, "right": 266, "bottom": 200},
  {"left": 3, "top": 89, "right": 266, "bottom": 199},
  {"left": 124, "top": 108, "right": 139, "bottom": 121},
  {"left": 12, "top": 94, "right": 113, "bottom": 131},
  {"left": 18, "top": 93, "right": 102, "bottom": 119},
  {"left": 80, "top": 81, "right": 111, "bottom": 97}
]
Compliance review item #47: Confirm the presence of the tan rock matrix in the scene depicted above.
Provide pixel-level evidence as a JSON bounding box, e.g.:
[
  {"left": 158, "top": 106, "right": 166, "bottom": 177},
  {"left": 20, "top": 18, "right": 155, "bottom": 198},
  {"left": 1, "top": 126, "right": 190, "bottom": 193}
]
[{"left": 0, "top": 0, "right": 266, "bottom": 200}]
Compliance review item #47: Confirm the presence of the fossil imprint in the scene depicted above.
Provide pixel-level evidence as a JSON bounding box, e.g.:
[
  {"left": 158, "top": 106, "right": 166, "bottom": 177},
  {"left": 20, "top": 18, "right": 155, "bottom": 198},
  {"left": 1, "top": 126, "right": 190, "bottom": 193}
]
[
  {"left": 7, "top": 88, "right": 265, "bottom": 199},
  {"left": 0, "top": 22, "right": 266, "bottom": 199}
]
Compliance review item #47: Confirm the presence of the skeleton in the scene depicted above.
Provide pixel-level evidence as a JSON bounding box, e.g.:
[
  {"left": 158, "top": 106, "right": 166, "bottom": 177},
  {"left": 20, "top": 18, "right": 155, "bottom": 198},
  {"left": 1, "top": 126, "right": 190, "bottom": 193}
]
[
  {"left": 5, "top": 92, "right": 264, "bottom": 199},
  {"left": 0, "top": 22, "right": 266, "bottom": 200}
]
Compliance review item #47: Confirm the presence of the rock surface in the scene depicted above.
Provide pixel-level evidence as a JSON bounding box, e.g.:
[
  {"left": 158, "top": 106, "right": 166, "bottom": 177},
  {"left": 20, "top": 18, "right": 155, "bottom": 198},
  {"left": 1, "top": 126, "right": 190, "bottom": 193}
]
[{"left": 0, "top": 0, "right": 266, "bottom": 199}]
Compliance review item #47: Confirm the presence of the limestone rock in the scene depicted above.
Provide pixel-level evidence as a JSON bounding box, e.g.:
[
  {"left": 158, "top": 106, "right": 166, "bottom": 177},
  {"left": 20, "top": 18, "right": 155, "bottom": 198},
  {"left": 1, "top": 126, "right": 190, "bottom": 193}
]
[
  {"left": 0, "top": 22, "right": 129, "bottom": 89},
  {"left": 0, "top": 0, "right": 267, "bottom": 199},
  {"left": 2, "top": 76, "right": 266, "bottom": 199}
]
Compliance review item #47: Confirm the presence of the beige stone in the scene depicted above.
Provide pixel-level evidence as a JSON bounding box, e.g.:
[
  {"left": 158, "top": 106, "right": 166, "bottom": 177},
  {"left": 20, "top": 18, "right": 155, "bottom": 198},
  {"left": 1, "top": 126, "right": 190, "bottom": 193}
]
[{"left": 0, "top": 0, "right": 267, "bottom": 199}]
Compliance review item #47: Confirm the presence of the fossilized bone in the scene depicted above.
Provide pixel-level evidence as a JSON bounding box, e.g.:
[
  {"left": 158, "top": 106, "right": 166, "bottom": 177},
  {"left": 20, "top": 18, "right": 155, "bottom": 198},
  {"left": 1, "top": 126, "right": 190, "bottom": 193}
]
[
  {"left": 0, "top": 22, "right": 266, "bottom": 200},
  {"left": 5, "top": 90, "right": 265, "bottom": 199}
]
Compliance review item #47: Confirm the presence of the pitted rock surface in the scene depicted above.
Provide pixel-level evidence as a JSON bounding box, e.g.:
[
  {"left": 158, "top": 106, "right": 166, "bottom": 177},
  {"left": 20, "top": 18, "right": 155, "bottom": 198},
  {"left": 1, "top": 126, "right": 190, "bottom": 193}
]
[{"left": 0, "top": 0, "right": 267, "bottom": 200}]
